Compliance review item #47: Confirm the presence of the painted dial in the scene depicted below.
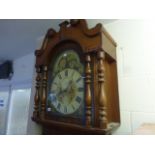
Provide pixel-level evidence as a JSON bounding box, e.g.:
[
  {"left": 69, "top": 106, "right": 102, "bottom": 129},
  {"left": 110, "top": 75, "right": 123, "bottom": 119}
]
[{"left": 49, "top": 68, "right": 84, "bottom": 114}]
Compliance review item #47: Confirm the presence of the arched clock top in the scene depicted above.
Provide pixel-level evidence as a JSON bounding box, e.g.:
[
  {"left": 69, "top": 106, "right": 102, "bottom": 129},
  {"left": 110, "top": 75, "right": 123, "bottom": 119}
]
[{"left": 35, "top": 19, "right": 103, "bottom": 67}]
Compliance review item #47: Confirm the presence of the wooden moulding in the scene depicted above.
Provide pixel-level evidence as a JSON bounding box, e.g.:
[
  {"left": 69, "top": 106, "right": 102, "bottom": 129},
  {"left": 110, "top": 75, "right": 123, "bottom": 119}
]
[
  {"left": 39, "top": 119, "right": 119, "bottom": 135},
  {"left": 35, "top": 19, "right": 102, "bottom": 67},
  {"left": 102, "top": 26, "right": 117, "bottom": 60}
]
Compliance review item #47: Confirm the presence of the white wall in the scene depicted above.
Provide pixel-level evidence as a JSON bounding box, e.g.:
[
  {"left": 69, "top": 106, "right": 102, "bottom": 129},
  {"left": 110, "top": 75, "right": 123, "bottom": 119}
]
[
  {"left": 101, "top": 20, "right": 155, "bottom": 134},
  {"left": 7, "top": 88, "right": 31, "bottom": 134},
  {"left": 0, "top": 52, "right": 35, "bottom": 87},
  {"left": 11, "top": 53, "right": 35, "bottom": 84},
  {"left": 11, "top": 52, "right": 42, "bottom": 134},
  {"left": 0, "top": 52, "right": 37, "bottom": 134}
]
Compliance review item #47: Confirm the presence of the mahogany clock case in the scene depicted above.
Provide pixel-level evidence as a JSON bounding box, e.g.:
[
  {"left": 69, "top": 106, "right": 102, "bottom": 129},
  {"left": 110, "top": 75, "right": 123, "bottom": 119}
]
[{"left": 32, "top": 19, "right": 120, "bottom": 135}]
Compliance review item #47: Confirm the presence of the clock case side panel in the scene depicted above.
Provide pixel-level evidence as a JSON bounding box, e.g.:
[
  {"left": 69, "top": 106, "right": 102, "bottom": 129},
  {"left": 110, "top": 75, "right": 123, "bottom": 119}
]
[
  {"left": 104, "top": 55, "right": 120, "bottom": 124},
  {"left": 90, "top": 29, "right": 120, "bottom": 129},
  {"left": 101, "top": 30, "right": 121, "bottom": 126}
]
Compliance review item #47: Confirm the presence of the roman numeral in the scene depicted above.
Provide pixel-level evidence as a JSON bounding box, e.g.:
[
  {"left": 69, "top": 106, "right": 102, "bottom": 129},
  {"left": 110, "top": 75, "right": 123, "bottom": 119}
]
[
  {"left": 58, "top": 74, "right": 62, "bottom": 79},
  {"left": 78, "top": 87, "right": 83, "bottom": 92},
  {"left": 75, "top": 96, "right": 82, "bottom": 103},
  {"left": 65, "top": 69, "right": 68, "bottom": 77},
  {"left": 76, "top": 77, "right": 81, "bottom": 83}
]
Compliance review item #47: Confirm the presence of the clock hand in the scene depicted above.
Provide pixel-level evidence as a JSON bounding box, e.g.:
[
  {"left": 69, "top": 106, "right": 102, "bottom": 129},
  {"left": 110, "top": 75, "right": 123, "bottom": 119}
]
[{"left": 66, "top": 80, "right": 76, "bottom": 103}]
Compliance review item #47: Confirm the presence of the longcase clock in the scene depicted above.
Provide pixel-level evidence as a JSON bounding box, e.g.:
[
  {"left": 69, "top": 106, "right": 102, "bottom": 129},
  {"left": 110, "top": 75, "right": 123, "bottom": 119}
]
[{"left": 32, "top": 19, "right": 120, "bottom": 134}]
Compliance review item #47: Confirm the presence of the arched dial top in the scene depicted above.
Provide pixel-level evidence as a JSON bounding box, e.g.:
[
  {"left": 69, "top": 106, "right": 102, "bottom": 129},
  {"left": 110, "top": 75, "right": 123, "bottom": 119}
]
[{"left": 47, "top": 50, "right": 84, "bottom": 115}]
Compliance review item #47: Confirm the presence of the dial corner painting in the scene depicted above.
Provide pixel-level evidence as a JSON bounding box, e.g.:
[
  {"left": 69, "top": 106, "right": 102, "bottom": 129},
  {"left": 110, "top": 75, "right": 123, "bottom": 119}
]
[{"left": 46, "top": 49, "right": 85, "bottom": 119}]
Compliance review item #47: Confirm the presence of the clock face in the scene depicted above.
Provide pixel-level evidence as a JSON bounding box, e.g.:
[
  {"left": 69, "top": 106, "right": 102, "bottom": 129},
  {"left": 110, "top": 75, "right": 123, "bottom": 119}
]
[{"left": 47, "top": 50, "right": 84, "bottom": 116}]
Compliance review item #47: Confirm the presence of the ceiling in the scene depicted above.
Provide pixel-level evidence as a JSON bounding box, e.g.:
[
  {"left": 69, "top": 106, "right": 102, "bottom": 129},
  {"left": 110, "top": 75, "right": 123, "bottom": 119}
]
[{"left": 0, "top": 19, "right": 117, "bottom": 61}]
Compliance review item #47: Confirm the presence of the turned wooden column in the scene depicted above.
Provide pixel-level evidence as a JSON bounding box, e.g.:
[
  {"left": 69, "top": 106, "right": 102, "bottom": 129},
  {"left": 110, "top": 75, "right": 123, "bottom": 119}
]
[
  {"left": 97, "top": 50, "right": 108, "bottom": 129},
  {"left": 41, "top": 65, "right": 48, "bottom": 119},
  {"left": 85, "top": 54, "right": 92, "bottom": 127},
  {"left": 33, "top": 67, "right": 41, "bottom": 119}
]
